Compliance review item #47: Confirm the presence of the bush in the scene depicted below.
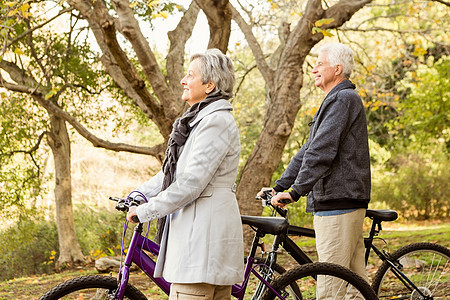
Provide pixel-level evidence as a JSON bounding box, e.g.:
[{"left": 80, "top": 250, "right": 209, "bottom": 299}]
[
  {"left": 0, "top": 211, "right": 58, "bottom": 281},
  {"left": 372, "top": 151, "right": 449, "bottom": 220},
  {"left": 73, "top": 203, "right": 157, "bottom": 262},
  {"left": 0, "top": 204, "right": 158, "bottom": 281}
]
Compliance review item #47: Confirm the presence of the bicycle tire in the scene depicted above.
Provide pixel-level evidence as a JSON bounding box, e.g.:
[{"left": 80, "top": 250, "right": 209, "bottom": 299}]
[
  {"left": 262, "top": 262, "right": 378, "bottom": 300},
  {"left": 38, "top": 275, "right": 148, "bottom": 300},
  {"left": 372, "top": 242, "right": 450, "bottom": 299},
  {"left": 247, "top": 257, "right": 301, "bottom": 299}
]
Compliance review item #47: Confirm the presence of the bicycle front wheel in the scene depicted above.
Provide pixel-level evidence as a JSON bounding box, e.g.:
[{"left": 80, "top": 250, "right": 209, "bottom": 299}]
[
  {"left": 247, "top": 257, "right": 300, "bottom": 299},
  {"left": 38, "top": 275, "right": 148, "bottom": 300},
  {"left": 262, "top": 262, "right": 378, "bottom": 300},
  {"left": 372, "top": 242, "right": 450, "bottom": 299}
]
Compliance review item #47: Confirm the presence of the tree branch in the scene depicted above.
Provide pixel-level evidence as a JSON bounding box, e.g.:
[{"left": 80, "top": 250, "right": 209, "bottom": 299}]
[
  {"left": 167, "top": 0, "right": 200, "bottom": 106},
  {"left": 65, "top": 0, "right": 172, "bottom": 137},
  {"left": 35, "top": 95, "right": 166, "bottom": 158},
  {"left": 111, "top": 0, "right": 179, "bottom": 124},
  {"left": 432, "top": 0, "right": 450, "bottom": 7},
  {"left": 4, "top": 7, "right": 73, "bottom": 51},
  {"left": 195, "top": 0, "right": 232, "bottom": 53},
  {"left": 230, "top": 3, "right": 274, "bottom": 87},
  {"left": 0, "top": 66, "right": 166, "bottom": 160}
]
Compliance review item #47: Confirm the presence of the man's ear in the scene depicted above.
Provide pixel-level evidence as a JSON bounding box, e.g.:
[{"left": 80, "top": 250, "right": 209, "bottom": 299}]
[
  {"left": 206, "top": 82, "right": 216, "bottom": 94},
  {"left": 335, "top": 65, "right": 343, "bottom": 76}
]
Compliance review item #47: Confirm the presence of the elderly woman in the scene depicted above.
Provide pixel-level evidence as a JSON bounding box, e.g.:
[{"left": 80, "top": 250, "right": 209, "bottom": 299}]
[{"left": 127, "top": 48, "right": 243, "bottom": 299}]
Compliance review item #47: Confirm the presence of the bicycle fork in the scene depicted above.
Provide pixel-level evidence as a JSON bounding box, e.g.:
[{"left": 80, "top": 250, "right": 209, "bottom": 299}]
[{"left": 252, "top": 235, "right": 283, "bottom": 300}]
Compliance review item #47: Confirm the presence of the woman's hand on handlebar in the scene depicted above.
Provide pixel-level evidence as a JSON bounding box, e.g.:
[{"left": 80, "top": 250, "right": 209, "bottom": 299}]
[
  {"left": 271, "top": 192, "right": 293, "bottom": 208},
  {"left": 127, "top": 206, "right": 139, "bottom": 223}
]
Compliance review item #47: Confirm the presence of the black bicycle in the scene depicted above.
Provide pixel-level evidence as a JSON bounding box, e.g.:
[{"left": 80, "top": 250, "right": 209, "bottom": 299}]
[{"left": 255, "top": 191, "right": 449, "bottom": 300}]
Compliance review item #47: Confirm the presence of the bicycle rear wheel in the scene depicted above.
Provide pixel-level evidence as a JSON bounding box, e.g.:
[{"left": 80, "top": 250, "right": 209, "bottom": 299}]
[
  {"left": 372, "top": 242, "right": 450, "bottom": 299},
  {"left": 262, "top": 262, "right": 378, "bottom": 300},
  {"left": 38, "top": 275, "right": 148, "bottom": 300}
]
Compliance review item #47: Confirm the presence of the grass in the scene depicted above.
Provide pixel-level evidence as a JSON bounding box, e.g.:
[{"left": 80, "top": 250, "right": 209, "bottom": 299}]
[{"left": 0, "top": 220, "right": 448, "bottom": 299}]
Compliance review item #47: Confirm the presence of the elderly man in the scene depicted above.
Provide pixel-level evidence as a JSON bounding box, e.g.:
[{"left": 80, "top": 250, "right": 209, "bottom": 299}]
[{"left": 261, "top": 43, "right": 371, "bottom": 298}]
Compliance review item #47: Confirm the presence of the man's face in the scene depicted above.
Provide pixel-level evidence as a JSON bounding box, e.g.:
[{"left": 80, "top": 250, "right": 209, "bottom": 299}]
[{"left": 312, "top": 52, "right": 340, "bottom": 94}]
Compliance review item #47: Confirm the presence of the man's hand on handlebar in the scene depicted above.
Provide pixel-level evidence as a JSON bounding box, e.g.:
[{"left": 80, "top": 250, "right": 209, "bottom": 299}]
[
  {"left": 271, "top": 192, "right": 294, "bottom": 208},
  {"left": 256, "top": 187, "right": 275, "bottom": 198}
]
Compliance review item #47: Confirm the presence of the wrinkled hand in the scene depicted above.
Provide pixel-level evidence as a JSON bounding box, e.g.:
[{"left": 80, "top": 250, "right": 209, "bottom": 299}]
[
  {"left": 271, "top": 192, "right": 293, "bottom": 208},
  {"left": 256, "top": 187, "right": 275, "bottom": 198},
  {"left": 127, "top": 206, "right": 139, "bottom": 223}
]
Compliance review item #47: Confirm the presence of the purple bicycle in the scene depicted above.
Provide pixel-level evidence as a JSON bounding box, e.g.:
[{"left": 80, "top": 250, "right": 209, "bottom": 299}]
[{"left": 39, "top": 196, "right": 377, "bottom": 299}]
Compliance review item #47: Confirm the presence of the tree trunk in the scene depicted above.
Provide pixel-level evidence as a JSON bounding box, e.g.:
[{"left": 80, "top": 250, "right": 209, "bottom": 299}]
[
  {"left": 236, "top": 64, "right": 305, "bottom": 249},
  {"left": 47, "top": 114, "right": 85, "bottom": 268}
]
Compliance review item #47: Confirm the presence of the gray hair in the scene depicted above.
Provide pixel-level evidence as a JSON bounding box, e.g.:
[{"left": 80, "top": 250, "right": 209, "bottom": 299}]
[
  {"left": 317, "top": 43, "right": 355, "bottom": 79},
  {"left": 190, "top": 48, "right": 235, "bottom": 98}
]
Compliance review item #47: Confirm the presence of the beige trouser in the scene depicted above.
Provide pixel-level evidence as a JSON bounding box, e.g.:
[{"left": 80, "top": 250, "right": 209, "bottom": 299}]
[
  {"left": 313, "top": 208, "right": 369, "bottom": 299},
  {"left": 169, "top": 283, "right": 232, "bottom": 300}
]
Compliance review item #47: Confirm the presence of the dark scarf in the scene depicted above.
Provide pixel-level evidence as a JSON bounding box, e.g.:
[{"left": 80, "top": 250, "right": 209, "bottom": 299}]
[{"left": 155, "top": 90, "right": 229, "bottom": 244}]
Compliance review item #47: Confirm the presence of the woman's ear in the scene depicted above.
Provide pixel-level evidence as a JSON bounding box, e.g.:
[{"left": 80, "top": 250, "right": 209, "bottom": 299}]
[{"left": 205, "top": 82, "right": 216, "bottom": 94}]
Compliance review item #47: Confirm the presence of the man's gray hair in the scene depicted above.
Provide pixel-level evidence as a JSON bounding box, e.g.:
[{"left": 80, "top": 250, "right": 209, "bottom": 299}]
[
  {"left": 318, "top": 43, "right": 355, "bottom": 79},
  {"left": 190, "top": 48, "right": 235, "bottom": 98}
]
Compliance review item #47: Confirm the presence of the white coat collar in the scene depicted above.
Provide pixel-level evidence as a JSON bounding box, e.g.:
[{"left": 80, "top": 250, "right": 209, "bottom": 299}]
[{"left": 189, "top": 99, "right": 233, "bottom": 127}]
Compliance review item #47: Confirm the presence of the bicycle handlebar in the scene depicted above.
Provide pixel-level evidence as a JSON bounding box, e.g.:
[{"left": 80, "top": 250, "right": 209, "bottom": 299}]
[
  {"left": 256, "top": 190, "right": 288, "bottom": 218},
  {"left": 109, "top": 196, "right": 141, "bottom": 223}
]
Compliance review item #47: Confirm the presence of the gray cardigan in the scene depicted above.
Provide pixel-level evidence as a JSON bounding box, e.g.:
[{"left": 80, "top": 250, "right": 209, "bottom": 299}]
[{"left": 275, "top": 80, "right": 371, "bottom": 212}]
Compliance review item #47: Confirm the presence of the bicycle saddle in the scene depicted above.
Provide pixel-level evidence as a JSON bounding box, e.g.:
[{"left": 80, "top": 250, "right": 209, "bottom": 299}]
[
  {"left": 366, "top": 209, "right": 398, "bottom": 222},
  {"left": 241, "top": 215, "right": 289, "bottom": 235}
]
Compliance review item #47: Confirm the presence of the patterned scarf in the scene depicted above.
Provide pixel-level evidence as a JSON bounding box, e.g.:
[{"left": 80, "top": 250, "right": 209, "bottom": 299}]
[{"left": 155, "top": 90, "right": 229, "bottom": 244}]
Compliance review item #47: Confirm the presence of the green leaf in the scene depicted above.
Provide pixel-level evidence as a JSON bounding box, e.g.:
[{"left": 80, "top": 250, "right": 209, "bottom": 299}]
[{"left": 312, "top": 27, "right": 322, "bottom": 34}]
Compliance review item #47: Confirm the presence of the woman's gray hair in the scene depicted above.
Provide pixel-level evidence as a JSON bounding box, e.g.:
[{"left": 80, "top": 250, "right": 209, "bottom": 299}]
[
  {"left": 190, "top": 48, "right": 235, "bottom": 98},
  {"left": 318, "top": 43, "right": 355, "bottom": 79}
]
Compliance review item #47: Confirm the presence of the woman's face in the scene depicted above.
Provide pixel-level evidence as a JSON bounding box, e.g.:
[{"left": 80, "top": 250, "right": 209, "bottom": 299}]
[{"left": 180, "top": 59, "right": 214, "bottom": 106}]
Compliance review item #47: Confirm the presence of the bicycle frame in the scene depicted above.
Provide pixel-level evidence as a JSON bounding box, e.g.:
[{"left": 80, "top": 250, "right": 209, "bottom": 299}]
[
  {"left": 115, "top": 221, "right": 287, "bottom": 300},
  {"left": 115, "top": 223, "right": 170, "bottom": 298}
]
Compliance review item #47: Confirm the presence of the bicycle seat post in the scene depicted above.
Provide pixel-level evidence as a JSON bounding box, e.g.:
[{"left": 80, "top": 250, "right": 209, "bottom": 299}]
[{"left": 364, "top": 217, "right": 383, "bottom": 264}]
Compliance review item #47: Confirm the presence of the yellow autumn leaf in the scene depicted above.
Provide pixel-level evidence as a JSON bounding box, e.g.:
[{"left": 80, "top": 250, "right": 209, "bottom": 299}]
[
  {"left": 129, "top": 1, "right": 138, "bottom": 8},
  {"left": 14, "top": 47, "right": 24, "bottom": 55},
  {"left": 20, "top": 3, "right": 30, "bottom": 13},
  {"left": 7, "top": 9, "right": 18, "bottom": 17},
  {"left": 160, "top": 11, "right": 169, "bottom": 18},
  {"left": 148, "top": 0, "right": 160, "bottom": 7},
  {"left": 322, "top": 29, "right": 334, "bottom": 37},
  {"left": 315, "top": 18, "right": 334, "bottom": 27}
]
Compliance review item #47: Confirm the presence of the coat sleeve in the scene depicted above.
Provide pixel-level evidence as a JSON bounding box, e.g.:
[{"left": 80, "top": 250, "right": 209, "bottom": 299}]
[
  {"left": 136, "top": 112, "right": 234, "bottom": 222},
  {"left": 133, "top": 170, "right": 164, "bottom": 201},
  {"left": 275, "top": 143, "right": 307, "bottom": 190},
  {"left": 291, "top": 97, "right": 351, "bottom": 196}
]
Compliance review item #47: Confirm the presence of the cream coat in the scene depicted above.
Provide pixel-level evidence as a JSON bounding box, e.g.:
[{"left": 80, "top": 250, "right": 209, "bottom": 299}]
[{"left": 135, "top": 99, "right": 244, "bottom": 285}]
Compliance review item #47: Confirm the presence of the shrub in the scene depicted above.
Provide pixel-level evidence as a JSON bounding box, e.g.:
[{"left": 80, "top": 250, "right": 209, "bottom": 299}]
[
  {"left": 372, "top": 151, "right": 449, "bottom": 220},
  {"left": 0, "top": 211, "right": 58, "bottom": 280}
]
